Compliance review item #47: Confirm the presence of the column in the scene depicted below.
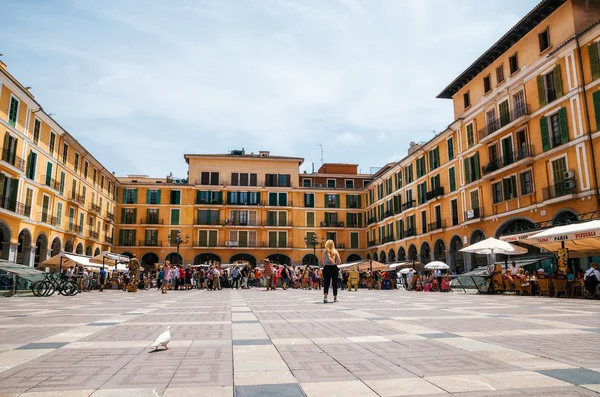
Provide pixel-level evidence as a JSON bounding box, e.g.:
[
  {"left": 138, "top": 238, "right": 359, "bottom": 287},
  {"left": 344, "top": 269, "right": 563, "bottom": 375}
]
[
  {"left": 23, "top": 245, "right": 36, "bottom": 267},
  {"left": 463, "top": 252, "right": 473, "bottom": 273},
  {"left": 446, "top": 251, "right": 455, "bottom": 273},
  {"left": 2, "top": 242, "right": 19, "bottom": 262}
]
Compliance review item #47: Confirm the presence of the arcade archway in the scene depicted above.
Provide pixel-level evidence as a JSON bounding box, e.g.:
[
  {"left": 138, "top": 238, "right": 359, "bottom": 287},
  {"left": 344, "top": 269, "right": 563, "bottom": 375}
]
[
  {"left": 433, "top": 239, "right": 445, "bottom": 261},
  {"left": 75, "top": 242, "right": 84, "bottom": 255},
  {"left": 302, "top": 253, "right": 319, "bottom": 266},
  {"left": 379, "top": 251, "right": 387, "bottom": 263},
  {"left": 34, "top": 233, "right": 48, "bottom": 266},
  {"left": 346, "top": 253, "right": 361, "bottom": 262},
  {"left": 141, "top": 252, "right": 160, "bottom": 271},
  {"left": 398, "top": 247, "right": 406, "bottom": 261},
  {"left": 230, "top": 253, "right": 257, "bottom": 267},
  {"left": 266, "top": 253, "right": 291, "bottom": 265},
  {"left": 17, "top": 228, "right": 33, "bottom": 265},
  {"left": 388, "top": 248, "right": 396, "bottom": 263},
  {"left": 420, "top": 241, "right": 430, "bottom": 264},
  {"left": 194, "top": 253, "right": 221, "bottom": 265}
]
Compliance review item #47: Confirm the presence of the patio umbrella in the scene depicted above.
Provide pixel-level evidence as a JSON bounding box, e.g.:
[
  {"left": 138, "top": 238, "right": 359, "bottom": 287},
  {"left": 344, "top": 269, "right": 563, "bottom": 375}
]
[
  {"left": 459, "top": 237, "right": 527, "bottom": 255},
  {"left": 424, "top": 261, "right": 450, "bottom": 270},
  {"left": 399, "top": 268, "right": 414, "bottom": 274}
]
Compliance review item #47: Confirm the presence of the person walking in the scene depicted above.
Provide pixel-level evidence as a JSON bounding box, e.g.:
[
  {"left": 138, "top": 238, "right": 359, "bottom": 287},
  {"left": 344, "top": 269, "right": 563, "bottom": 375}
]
[
  {"left": 264, "top": 259, "right": 274, "bottom": 291},
  {"left": 231, "top": 266, "right": 241, "bottom": 289},
  {"left": 98, "top": 268, "right": 106, "bottom": 292},
  {"left": 161, "top": 261, "right": 171, "bottom": 294},
  {"left": 321, "top": 239, "right": 341, "bottom": 303}
]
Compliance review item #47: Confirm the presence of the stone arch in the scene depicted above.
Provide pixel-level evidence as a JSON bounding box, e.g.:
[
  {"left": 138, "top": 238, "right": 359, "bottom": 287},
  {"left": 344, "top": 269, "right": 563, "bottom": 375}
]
[
  {"left": 372, "top": 252, "right": 378, "bottom": 262},
  {"left": 94, "top": 247, "right": 101, "bottom": 256},
  {"left": 379, "top": 250, "right": 387, "bottom": 263},
  {"left": 420, "top": 241, "right": 431, "bottom": 264},
  {"left": 388, "top": 248, "right": 396, "bottom": 263},
  {"left": 470, "top": 229, "right": 487, "bottom": 269},
  {"left": 398, "top": 247, "right": 406, "bottom": 261},
  {"left": 85, "top": 245, "right": 92, "bottom": 256},
  {"left": 17, "top": 228, "right": 33, "bottom": 266},
  {"left": 75, "top": 242, "right": 84, "bottom": 255},
  {"left": 194, "top": 253, "right": 221, "bottom": 266},
  {"left": 433, "top": 239, "right": 445, "bottom": 261},
  {"left": 0, "top": 220, "right": 12, "bottom": 260},
  {"left": 449, "top": 234, "right": 464, "bottom": 274},
  {"left": 120, "top": 252, "right": 134, "bottom": 258},
  {"left": 50, "top": 237, "right": 61, "bottom": 257},
  {"left": 302, "top": 253, "right": 319, "bottom": 266},
  {"left": 346, "top": 253, "right": 361, "bottom": 262},
  {"left": 229, "top": 253, "right": 256, "bottom": 267},
  {"left": 366, "top": 253, "right": 371, "bottom": 260},
  {"left": 165, "top": 252, "right": 182, "bottom": 265},
  {"left": 495, "top": 216, "right": 538, "bottom": 237},
  {"left": 408, "top": 244, "right": 417, "bottom": 261},
  {"left": 470, "top": 229, "right": 486, "bottom": 244},
  {"left": 552, "top": 209, "right": 578, "bottom": 225},
  {"left": 64, "top": 239, "right": 74, "bottom": 253},
  {"left": 141, "top": 252, "right": 160, "bottom": 271},
  {"left": 266, "top": 253, "right": 291, "bottom": 265},
  {"left": 34, "top": 232, "right": 49, "bottom": 266}
]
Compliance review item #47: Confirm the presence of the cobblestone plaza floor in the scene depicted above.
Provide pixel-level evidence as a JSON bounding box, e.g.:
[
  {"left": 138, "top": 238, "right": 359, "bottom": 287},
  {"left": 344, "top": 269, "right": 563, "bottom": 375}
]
[{"left": 0, "top": 289, "right": 599, "bottom": 397}]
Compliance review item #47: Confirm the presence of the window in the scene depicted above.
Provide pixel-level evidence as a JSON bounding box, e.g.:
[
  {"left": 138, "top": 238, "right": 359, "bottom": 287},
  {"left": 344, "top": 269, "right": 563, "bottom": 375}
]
[
  {"left": 196, "top": 190, "right": 221, "bottom": 204},
  {"left": 326, "top": 231, "right": 336, "bottom": 245},
  {"left": 350, "top": 232, "right": 359, "bottom": 249},
  {"left": 421, "top": 210, "right": 427, "bottom": 234},
  {"left": 396, "top": 172, "right": 403, "bottom": 189},
  {"left": 171, "top": 209, "right": 180, "bottom": 225},
  {"left": 450, "top": 199, "right": 458, "bottom": 226},
  {"left": 92, "top": 168, "right": 97, "bottom": 185},
  {"left": 589, "top": 42, "right": 600, "bottom": 80},
  {"left": 539, "top": 28, "right": 550, "bottom": 52},
  {"left": 498, "top": 99, "right": 510, "bottom": 127},
  {"left": 509, "top": 53, "right": 519, "bottom": 75},
  {"left": 483, "top": 75, "right": 491, "bottom": 93},
  {"left": 448, "top": 167, "right": 456, "bottom": 192},
  {"left": 124, "top": 188, "right": 137, "bottom": 204},
  {"left": 386, "top": 177, "right": 392, "bottom": 195},
  {"left": 345, "top": 179, "right": 354, "bottom": 189},
  {"left": 62, "top": 143, "right": 68, "bottom": 164},
  {"left": 496, "top": 64, "right": 505, "bottom": 84},
  {"left": 197, "top": 230, "right": 218, "bottom": 247},
  {"left": 268, "top": 231, "right": 287, "bottom": 248},
  {"left": 119, "top": 230, "right": 136, "bottom": 246},
  {"left": 492, "top": 182, "right": 502, "bottom": 204},
  {"left": 83, "top": 161, "right": 88, "bottom": 179},
  {"left": 302, "top": 178, "right": 312, "bottom": 187},
  {"left": 8, "top": 97, "right": 19, "bottom": 127},
  {"left": 540, "top": 108, "right": 569, "bottom": 151},
  {"left": 466, "top": 123, "right": 475, "bottom": 148},
  {"left": 463, "top": 91, "right": 470, "bottom": 108},
  {"left": 24, "top": 188, "right": 33, "bottom": 217},
  {"left": 327, "top": 179, "right": 336, "bottom": 188},
  {"left": 265, "top": 173, "right": 291, "bottom": 187},
  {"left": 145, "top": 229, "right": 158, "bottom": 246},
  {"left": 26, "top": 150, "right": 37, "bottom": 180},
  {"left": 32, "top": 118, "right": 41, "bottom": 144},
  {"left": 267, "top": 211, "right": 287, "bottom": 226},
  {"left": 146, "top": 209, "right": 159, "bottom": 224},
  {"left": 100, "top": 175, "right": 105, "bottom": 190},
  {"left": 230, "top": 172, "right": 257, "bottom": 186},
  {"left": 45, "top": 161, "right": 53, "bottom": 187},
  {"left": 346, "top": 212, "right": 361, "bottom": 228},
  {"left": 197, "top": 209, "right": 220, "bottom": 225},
  {"left": 447, "top": 137, "right": 454, "bottom": 160},
  {"left": 416, "top": 156, "right": 426, "bottom": 178},
  {"left": 513, "top": 90, "right": 526, "bottom": 117},
  {"left": 405, "top": 164, "right": 413, "bottom": 183},
  {"left": 74, "top": 153, "right": 79, "bottom": 172},
  {"left": 429, "top": 147, "right": 440, "bottom": 170},
  {"left": 551, "top": 157, "right": 567, "bottom": 186},
  {"left": 228, "top": 230, "right": 257, "bottom": 247},
  {"left": 537, "top": 66, "right": 562, "bottom": 107},
  {"left": 56, "top": 202, "right": 63, "bottom": 228},
  {"left": 59, "top": 172, "right": 65, "bottom": 195},
  {"left": 503, "top": 175, "right": 518, "bottom": 200},
  {"left": 323, "top": 212, "right": 338, "bottom": 226},
  {"left": 49, "top": 132, "right": 56, "bottom": 155},
  {"left": 306, "top": 211, "right": 315, "bottom": 227},
  {"left": 268, "top": 192, "right": 288, "bottom": 206},
  {"left": 325, "top": 193, "right": 339, "bottom": 208},
  {"left": 417, "top": 181, "right": 427, "bottom": 205},
  {"left": 520, "top": 170, "right": 533, "bottom": 195},
  {"left": 79, "top": 212, "right": 84, "bottom": 233},
  {"left": 122, "top": 208, "right": 137, "bottom": 224},
  {"left": 170, "top": 190, "right": 181, "bottom": 205},
  {"left": 346, "top": 194, "right": 360, "bottom": 208},
  {"left": 228, "top": 191, "right": 260, "bottom": 205},
  {"left": 464, "top": 153, "right": 480, "bottom": 184},
  {"left": 200, "top": 172, "right": 220, "bottom": 185}
]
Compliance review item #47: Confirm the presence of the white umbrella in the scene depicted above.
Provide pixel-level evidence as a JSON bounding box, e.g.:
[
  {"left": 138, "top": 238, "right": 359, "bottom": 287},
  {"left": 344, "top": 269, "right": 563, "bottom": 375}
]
[
  {"left": 424, "top": 261, "right": 449, "bottom": 270},
  {"left": 459, "top": 237, "right": 527, "bottom": 255},
  {"left": 399, "top": 268, "right": 413, "bottom": 274}
]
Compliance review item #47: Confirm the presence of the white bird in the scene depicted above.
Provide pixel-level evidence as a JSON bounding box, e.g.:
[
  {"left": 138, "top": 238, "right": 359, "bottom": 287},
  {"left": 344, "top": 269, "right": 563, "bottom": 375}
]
[{"left": 150, "top": 326, "right": 171, "bottom": 351}]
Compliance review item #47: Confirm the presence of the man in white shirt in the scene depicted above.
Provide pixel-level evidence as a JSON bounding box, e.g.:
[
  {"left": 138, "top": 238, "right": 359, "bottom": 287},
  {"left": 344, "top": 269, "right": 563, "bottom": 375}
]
[
  {"left": 510, "top": 261, "right": 520, "bottom": 276},
  {"left": 584, "top": 263, "right": 600, "bottom": 281},
  {"left": 584, "top": 263, "right": 600, "bottom": 297}
]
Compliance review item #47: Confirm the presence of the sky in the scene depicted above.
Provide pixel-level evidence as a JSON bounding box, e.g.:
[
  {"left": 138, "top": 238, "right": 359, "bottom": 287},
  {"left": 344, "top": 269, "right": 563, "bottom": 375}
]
[{"left": 1, "top": 0, "right": 540, "bottom": 178}]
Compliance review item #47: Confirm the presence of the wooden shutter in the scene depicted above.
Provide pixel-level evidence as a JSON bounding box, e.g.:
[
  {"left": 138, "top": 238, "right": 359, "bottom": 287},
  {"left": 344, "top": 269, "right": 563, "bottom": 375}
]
[
  {"left": 269, "top": 192, "right": 277, "bottom": 206},
  {"left": 474, "top": 153, "right": 480, "bottom": 180},
  {"left": 335, "top": 194, "right": 340, "bottom": 208},
  {"left": 132, "top": 208, "right": 137, "bottom": 224},
  {"left": 231, "top": 172, "right": 239, "bottom": 186},
  {"left": 536, "top": 75, "right": 546, "bottom": 108},
  {"left": 45, "top": 162, "right": 52, "bottom": 186},
  {"left": 449, "top": 167, "right": 456, "bottom": 192},
  {"left": 208, "top": 231, "right": 217, "bottom": 247},
  {"left": 121, "top": 208, "right": 126, "bottom": 223},
  {"left": 278, "top": 193, "right": 286, "bottom": 206},
  {"left": 540, "top": 116, "right": 550, "bottom": 151},
  {"left": 217, "top": 191, "right": 223, "bottom": 204},
  {"left": 198, "top": 230, "right": 208, "bottom": 247},
  {"left": 280, "top": 211, "right": 287, "bottom": 226},
  {"left": 278, "top": 231, "right": 287, "bottom": 248},
  {"left": 590, "top": 43, "right": 600, "bottom": 80},
  {"left": 307, "top": 211, "right": 314, "bottom": 227},
  {"left": 119, "top": 230, "right": 124, "bottom": 246},
  {"left": 157, "top": 190, "right": 161, "bottom": 204},
  {"left": 429, "top": 151, "right": 434, "bottom": 171},
  {"left": 146, "top": 189, "right": 151, "bottom": 204},
  {"left": 558, "top": 107, "right": 569, "bottom": 144},
  {"left": 357, "top": 195, "right": 361, "bottom": 208},
  {"left": 132, "top": 189, "right": 138, "bottom": 204},
  {"left": 554, "top": 65, "right": 563, "bottom": 98},
  {"left": 593, "top": 91, "right": 600, "bottom": 130},
  {"left": 464, "top": 158, "right": 471, "bottom": 184},
  {"left": 171, "top": 209, "right": 179, "bottom": 225}
]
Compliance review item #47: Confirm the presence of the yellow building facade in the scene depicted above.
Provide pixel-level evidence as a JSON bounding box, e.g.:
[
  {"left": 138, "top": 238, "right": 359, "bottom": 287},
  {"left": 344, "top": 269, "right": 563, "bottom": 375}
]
[{"left": 0, "top": 62, "right": 118, "bottom": 267}]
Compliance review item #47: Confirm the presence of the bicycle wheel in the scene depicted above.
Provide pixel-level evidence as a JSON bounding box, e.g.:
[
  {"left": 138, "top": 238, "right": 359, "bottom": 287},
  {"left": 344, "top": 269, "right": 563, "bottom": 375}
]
[
  {"left": 35, "top": 281, "right": 54, "bottom": 297},
  {"left": 31, "top": 281, "right": 43, "bottom": 296},
  {"left": 59, "top": 281, "right": 79, "bottom": 296}
]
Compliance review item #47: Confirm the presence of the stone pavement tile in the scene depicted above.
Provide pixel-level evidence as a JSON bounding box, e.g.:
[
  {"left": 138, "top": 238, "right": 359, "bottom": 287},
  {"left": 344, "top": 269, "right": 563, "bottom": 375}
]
[
  {"left": 301, "top": 380, "right": 378, "bottom": 397},
  {"left": 449, "top": 390, "right": 527, "bottom": 396},
  {"left": 20, "top": 391, "right": 95, "bottom": 397},
  {"left": 363, "top": 377, "right": 447, "bottom": 396},
  {"left": 163, "top": 386, "right": 233, "bottom": 397},
  {"left": 425, "top": 374, "right": 508, "bottom": 393},
  {"left": 90, "top": 388, "right": 162, "bottom": 397},
  {"left": 478, "top": 371, "right": 572, "bottom": 389},
  {"left": 271, "top": 338, "right": 314, "bottom": 346},
  {"left": 435, "top": 337, "right": 511, "bottom": 352},
  {"left": 17, "top": 342, "right": 69, "bottom": 349},
  {"left": 233, "top": 345, "right": 288, "bottom": 372},
  {"left": 581, "top": 384, "right": 600, "bottom": 393},
  {"left": 388, "top": 353, "right": 518, "bottom": 377},
  {"left": 234, "top": 370, "right": 297, "bottom": 385},
  {"left": 521, "top": 386, "right": 600, "bottom": 396},
  {"left": 169, "top": 367, "right": 232, "bottom": 387},
  {"left": 235, "top": 384, "right": 304, "bottom": 397},
  {"left": 233, "top": 339, "right": 272, "bottom": 346},
  {"left": 537, "top": 368, "right": 600, "bottom": 385},
  {"left": 335, "top": 356, "right": 415, "bottom": 380},
  {"left": 346, "top": 335, "right": 390, "bottom": 343},
  {"left": 289, "top": 360, "right": 357, "bottom": 382}
]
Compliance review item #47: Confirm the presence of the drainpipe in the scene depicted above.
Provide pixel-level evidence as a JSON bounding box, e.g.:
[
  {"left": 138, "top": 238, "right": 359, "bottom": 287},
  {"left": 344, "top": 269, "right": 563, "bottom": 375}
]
[{"left": 575, "top": 35, "right": 600, "bottom": 206}]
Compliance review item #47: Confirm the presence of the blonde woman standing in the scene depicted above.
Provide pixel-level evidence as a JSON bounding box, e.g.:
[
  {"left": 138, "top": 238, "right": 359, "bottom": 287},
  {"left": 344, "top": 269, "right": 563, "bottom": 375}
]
[{"left": 321, "top": 240, "right": 342, "bottom": 303}]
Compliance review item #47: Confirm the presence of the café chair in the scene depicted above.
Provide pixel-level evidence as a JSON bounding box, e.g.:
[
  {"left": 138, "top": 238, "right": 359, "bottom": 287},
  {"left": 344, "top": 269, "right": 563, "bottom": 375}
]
[
  {"left": 553, "top": 276, "right": 568, "bottom": 298},
  {"left": 571, "top": 279, "right": 584, "bottom": 298},
  {"left": 537, "top": 277, "right": 550, "bottom": 297},
  {"left": 503, "top": 278, "right": 515, "bottom": 294}
]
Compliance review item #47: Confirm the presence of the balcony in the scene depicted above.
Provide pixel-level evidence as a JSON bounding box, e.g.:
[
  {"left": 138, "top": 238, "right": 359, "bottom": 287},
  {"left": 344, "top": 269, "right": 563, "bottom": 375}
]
[
  {"left": 225, "top": 219, "right": 261, "bottom": 227},
  {"left": 42, "top": 175, "right": 60, "bottom": 191},
  {"left": 383, "top": 210, "right": 394, "bottom": 219},
  {"left": 120, "top": 240, "right": 136, "bottom": 247},
  {"left": 89, "top": 230, "right": 99, "bottom": 240},
  {"left": 1, "top": 149, "right": 26, "bottom": 171},
  {"left": 106, "top": 212, "right": 115, "bottom": 222},
  {"left": 105, "top": 235, "right": 114, "bottom": 244},
  {"left": 194, "top": 179, "right": 225, "bottom": 186},
  {"left": 194, "top": 241, "right": 220, "bottom": 248},
  {"left": 263, "top": 242, "right": 292, "bottom": 248},
  {"left": 40, "top": 212, "right": 57, "bottom": 226},
  {"left": 426, "top": 187, "right": 445, "bottom": 201},
  {"left": 347, "top": 222, "right": 361, "bottom": 228},
  {"left": 195, "top": 218, "right": 222, "bottom": 226},
  {"left": 478, "top": 104, "right": 529, "bottom": 140},
  {"left": 404, "top": 227, "right": 416, "bottom": 238},
  {"left": 121, "top": 216, "right": 136, "bottom": 225},
  {"left": 483, "top": 145, "right": 534, "bottom": 177},
  {"left": 139, "top": 240, "right": 163, "bottom": 247},
  {"left": 381, "top": 236, "right": 394, "bottom": 244},
  {"left": 196, "top": 198, "right": 223, "bottom": 205},
  {"left": 263, "top": 200, "right": 293, "bottom": 207},
  {"left": 266, "top": 220, "right": 289, "bottom": 227},
  {"left": 542, "top": 180, "right": 578, "bottom": 201},
  {"left": 141, "top": 217, "right": 164, "bottom": 225},
  {"left": 464, "top": 207, "right": 483, "bottom": 221},
  {"left": 69, "top": 191, "right": 85, "bottom": 205},
  {"left": 402, "top": 200, "right": 415, "bottom": 211},
  {"left": 67, "top": 223, "right": 82, "bottom": 234},
  {"left": 367, "top": 217, "right": 377, "bottom": 225},
  {"left": 427, "top": 219, "right": 446, "bottom": 232},
  {"left": 320, "top": 221, "right": 344, "bottom": 228},
  {"left": 91, "top": 203, "right": 101, "bottom": 213},
  {"left": 367, "top": 240, "right": 377, "bottom": 247}
]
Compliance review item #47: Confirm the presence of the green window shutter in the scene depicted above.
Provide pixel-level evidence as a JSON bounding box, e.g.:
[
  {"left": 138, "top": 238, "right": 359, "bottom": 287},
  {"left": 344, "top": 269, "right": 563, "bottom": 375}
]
[
  {"left": 121, "top": 208, "right": 125, "bottom": 223},
  {"left": 553, "top": 65, "right": 563, "bottom": 98},
  {"left": 133, "top": 189, "right": 138, "bottom": 204},
  {"left": 558, "top": 107, "right": 569, "bottom": 144},
  {"left": 132, "top": 230, "right": 136, "bottom": 244},
  {"left": 449, "top": 168, "right": 456, "bottom": 192},
  {"left": 269, "top": 192, "right": 277, "bottom": 206},
  {"left": 335, "top": 194, "right": 340, "bottom": 208},
  {"left": 268, "top": 231, "right": 277, "bottom": 247},
  {"left": 346, "top": 212, "right": 351, "bottom": 226},
  {"left": 268, "top": 211, "right": 274, "bottom": 225},
  {"left": 26, "top": 151, "right": 32, "bottom": 179},
  {"left": 278, "top": 231, "right": 286, "bottom": 247},
  {"left": 171, "top": 209, "right": 180, "bottom": 225},
  {"left": 208, "top": 230, "right": 217, "bottom": 247},
  {"left": 429, "top": 151, "right": 433, "bottom": 171},
  {"left": 146, "top": 189, "right": 151, "bottom": 204},
  {"left": 132, "top": 209, "right": 137, "bottom": 223},
  {"left": 537, "top": 75, "right": 546, "bottom": 108},
  {"left": 176, "top": 190, "right": 181, "bottom": 204},
  {"left": 540, "top": 116, "right": 550, "bottom": 151},
  {"left": 474, "top": 153, "right": 480, "bottom": 180},
  {"left": 593, "top": 91, "right": 600, "bottom": 130},
  {"left": 351, "top": 233, "right": 358, "bottom": 249},
  {"left": 121, "top": 189, "right": 126, "bottom": 203},
  {"left": 357, "top": 195, "right": 361, "bottom": 208},
  {"left": 464, "top": 158, "right": 471, "bottom": 184},
  {"left": 227, "top": 192, "right": 232, "bottom": 204},
  {"left": 280, "top": 211, "right": 287, "bottom": 226},
  {"left": 216, "top": 210, "right": 220, "bottom": 224},
  {"left": 590, "top": 43, "right": 600, "bottom": 80},
  {"left": 218, "top": 191, "right": 223, "bottom": 204},
  {"left": 196, "top": 191, "right": 200, "bottom": 204},
  {"left": 119, "top": 230, "right": 124, "bottom": 246},
  {"left": 436, "top": 147, "right": 440, "bottom": 165},
  {"left": 199, "top": 230, "right": 208, "bottom": 246},
  {"left": 345, "top": 195, "right": 349, "bottom": 208},
  {"left": 45, "top": 162, "right": 52, "bottom": 185},
  {"left": 358, "top": 213, "right": 363, "bottom": 228},
  {"left": 157, "top": 190, "right": 162, "bottom": 204}
]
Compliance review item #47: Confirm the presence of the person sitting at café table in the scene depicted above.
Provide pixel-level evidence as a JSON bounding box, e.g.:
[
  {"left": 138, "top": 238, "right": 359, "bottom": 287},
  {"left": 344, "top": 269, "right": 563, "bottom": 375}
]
[
  {"left": 584, "top": 262, "right": 600, "bottom": 296},
  {"left": 510, "top": 261, "right": 520, "bottom": 275}
]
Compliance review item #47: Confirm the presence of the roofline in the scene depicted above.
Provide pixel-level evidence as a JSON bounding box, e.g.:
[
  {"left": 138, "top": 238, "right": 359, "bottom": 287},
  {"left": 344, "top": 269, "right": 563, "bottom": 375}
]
[
  {"left": 184, "top": 153, "right": 304, "bottom": 165},
  {"left": 436, "top": 0, "right": 567, "bottom": 99}
]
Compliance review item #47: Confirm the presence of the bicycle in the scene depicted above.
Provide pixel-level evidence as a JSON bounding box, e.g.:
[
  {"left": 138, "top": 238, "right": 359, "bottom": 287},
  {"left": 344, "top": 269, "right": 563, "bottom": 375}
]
[{"left": 31, "top": 273, "right": 79, "bottom": 297}]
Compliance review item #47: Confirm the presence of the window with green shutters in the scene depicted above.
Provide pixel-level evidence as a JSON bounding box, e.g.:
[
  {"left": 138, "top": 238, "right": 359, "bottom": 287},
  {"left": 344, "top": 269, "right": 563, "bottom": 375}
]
[
  {"left": 8, "top": 97, "right": 19, "bottom": 127},
  {"left": 56, "top": 202, "right": 63, "bottom": 228},
  {"left": 169, "top": 230, "right": 179, "bottom": 247},
  {"left": 416, "top": 156, "right": 426, "bottom": 178},
  {"left": 417, "top": 181, "right": 427, "bottom": 205},
  {"left": 119, "top": 229, "right": 136, "bottom": 246},
  {"left": 498, "top": 100, "right": 510, "bottom": 127},
  {"left": 396, "top": 171, "right": 403, "bottom": 189},
  {"left": 540, "top": 108, "right": 568, "bottom": 151},
  {"left": 170, "top": 190, "right": 181, "bottom": 204},
  {"left": 123, "top": 188, "right": 137, "bottom": 204},
  {"left": 589, "top": 43, "right": 600, "bottom": 81},
  {"left": 197, "top": 209, "right": 220, "bottom": 225},
  {"left": 405, "top": 164, "right": 413, "bottom": 183},
  {"left": 449, "top": 167, "right": 456, "bottom": 192},
  {"left": 325, "top": 194, "right": 339, "bottom": 208},
  {"left": 593, "top": 90, "right": 600, "bottom": 130},
  {"left": 26, "top": 150, "right": 37, "bottom": 180},
  {"left": 464, "top": 154, "right": 480, "bottom": 184},
  {"left": 350, "top": 232, "right": 359, "bottom": 249},
  {"left": 306, "top": 211, "right": 315, "bottom": 227},
  {"left": 268, "top": 192, "right": 288, "bottom": 206},
  {"left": 45, "top": 162, "right": 53, "bottom": 186},
  {"left": 148, "top": 189, "right": 161, "bottom": 204},
  {"left": 59, "top": 172, "right": 65, "bottom": 195},
  {"left": 429, "top": 147, "right": 440, "bottom": 170},
  {"left": 197, "top": 230, "right": 218, "bottom": 247},
  {"left": 346, "top": 194, "right": 360, "bottom": 208},
  {"left": 503, "top": 175, "right": 518, "bottom": 200},
  {"left": 304, "top": 193, "right": 314, "bottom": 207},
  {"left": 447, "top": 138, "right": 454, "bottom": 160},
  {"left": 537, "top": 66, "right": 563, "bottom": 108},
  {"left": 466, "top": 123, "right": 475, "bottom": 148},
  {"left": 171, "top": 209, "right": 180, "bottom": 225},
  {"left": 33, "top": 119, "right": 41, "bottom": 144},
  {"left": 121, "top": 208, "right": 137, "bottom": 224},
  {"left": 196, "top": 191, "right": 221, "bottom": 204}
]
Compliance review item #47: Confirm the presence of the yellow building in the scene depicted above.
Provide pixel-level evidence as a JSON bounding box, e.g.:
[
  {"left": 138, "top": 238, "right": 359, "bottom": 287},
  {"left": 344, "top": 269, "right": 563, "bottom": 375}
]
[
  {"left": 0, "top": 62, "right": 118, "bottom": 266},
  {"left": 113, "top": 152, "right": 372, "bottom": 268}
]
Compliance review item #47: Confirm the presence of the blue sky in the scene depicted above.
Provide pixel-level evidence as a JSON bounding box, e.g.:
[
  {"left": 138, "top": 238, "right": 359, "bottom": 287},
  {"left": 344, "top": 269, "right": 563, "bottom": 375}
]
[{"left": 2, "top": 0, "right": 539, "bottom": 178}]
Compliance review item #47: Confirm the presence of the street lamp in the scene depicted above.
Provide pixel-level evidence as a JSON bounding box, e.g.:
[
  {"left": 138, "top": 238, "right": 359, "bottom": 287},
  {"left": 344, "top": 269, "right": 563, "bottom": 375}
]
[
  {"left": 304, "top": 234, "right": 324, "bottom": 266},
  {"left": 168, "top": 231, "right": 189, "bottom": 266}
]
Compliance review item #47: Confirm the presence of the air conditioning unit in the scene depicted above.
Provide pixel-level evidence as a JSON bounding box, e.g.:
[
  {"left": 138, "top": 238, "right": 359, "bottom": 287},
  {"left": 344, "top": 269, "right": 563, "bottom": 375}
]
[
  {"left": 564, "top": 179, "right": 577, "bottom": 190},
  {"left": 226, "top": 241, "right": 239, "bottom": 247},
  {"left": 466, "top": 210, "right": 474, "bottom": 219},
  {"left": 564, "top": 170, "right": 576, "bottom": 180}
]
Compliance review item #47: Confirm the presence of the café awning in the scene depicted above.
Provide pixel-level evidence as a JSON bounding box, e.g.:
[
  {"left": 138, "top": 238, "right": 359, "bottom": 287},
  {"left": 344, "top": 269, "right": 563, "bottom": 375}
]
[
  {"left": 526, "top": 220, "right": 600, "bottom": 252},
  {"left": 499, "top": 231, "right": 539, "bottom": 243}
]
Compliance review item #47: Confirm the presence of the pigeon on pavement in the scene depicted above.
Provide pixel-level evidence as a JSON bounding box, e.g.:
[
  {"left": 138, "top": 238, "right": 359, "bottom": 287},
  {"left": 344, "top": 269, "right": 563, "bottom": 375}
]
[{"left": 150, "top": 326, "right": 171, "bottom": 351}]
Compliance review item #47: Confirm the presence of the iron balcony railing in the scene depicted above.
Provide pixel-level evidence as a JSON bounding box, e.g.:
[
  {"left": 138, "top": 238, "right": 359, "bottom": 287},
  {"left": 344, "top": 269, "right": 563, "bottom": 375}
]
[
  {"left": 0, "top": 197, "right": 27, "bottom": 215},
  {"left": 542, "top": 180, "right": 578, "bottom": 201},
  {"left": 40, "top": 212, "right": 57, "bottom": 226},
  {"left": 139, "top": 240, "right": 162, "bottom": 247},
  {"left": 107, "top": 212, "right": 115, "bottom": 222},
  {"left": 482, "top": 145, "right": 534, "bottom": 176},
  {"left": 225, "top": 219, "right": 261, "bottom": 226},
  {"left": 195, "top": 218, "right": 221, "bottom": 226},
  {"left": 381, "top": 236, "right": 394, "bottom": 244},
  {"left": 67, "top": 223, "right": 82, "bottom": 234},
  {"left": 194, "top": 241, "right": 220, "bottom": 248},
  {"left": 120, "top": 239, "right": 136, "bottom": 247},
  {"left": 404, "top": 227, "right": 416, "bottom": 238},
  {"left": 464, "top": 207, "right": 483, "bottom": 220},
  {"left": 427, "top": 219, "right": 446, "bottom": 232},
  {"left": 141, "top": 217, "right": 164, "bottom": 225},
  {"left": 90, "top": 203, "right": 101, "bottom": 213},
  {"left": 383, "top": 210, "right": 394, "bottom": 219},
  {"left": 367, "top": 240, "right": 377, "bottom": 247},
  {"left": 402, "top": 200, "right": 415, "bottom": 211},
  {"left": 42, "top": 175, "right": 60, "bottom": 191},
  {"left": 196, "top": 198, "right": 223, "bottom": 205},
  {"left": 367, "top": 217, "right": 377, "bottom": 225},
  {"left": 69, "top": 191, "right": 85, "bottom": 205},
  {"left": 478, "top": 104, "right": 529, "bottom": 140},
  {"left": 426, "top": 187, "right": 445, "bottom": 201},
  {"left": 89, "top": 230, "right": 99, "bottom": 240},
  {"left": 105, "top": 236, "right": 114, "bottom": 244},
  {"left": 1, "top": 149, "right": 26, "bottom": 171},
  {"left": 347, "top": 222, "right": 361, "bottom": 228},
  {"left": 194, "top": 179, "right": 225, "bottom": 186},
  {"left": 320, "top": 221, "right": 344, "bottom": 228}
]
